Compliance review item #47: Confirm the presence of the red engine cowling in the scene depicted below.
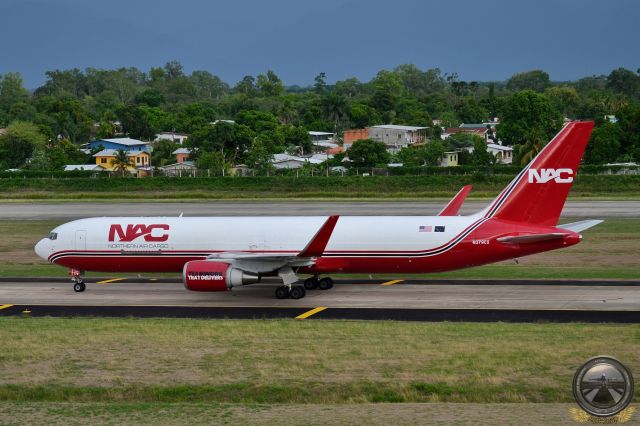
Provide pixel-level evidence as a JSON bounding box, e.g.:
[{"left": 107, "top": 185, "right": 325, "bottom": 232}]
[{"left": 183, "top": 260, "right": 260, "bottom": 292}]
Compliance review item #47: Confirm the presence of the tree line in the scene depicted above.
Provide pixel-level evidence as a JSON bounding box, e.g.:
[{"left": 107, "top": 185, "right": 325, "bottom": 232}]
[{"left": 1, "top": 62, "right": 639, "bottom": 172}]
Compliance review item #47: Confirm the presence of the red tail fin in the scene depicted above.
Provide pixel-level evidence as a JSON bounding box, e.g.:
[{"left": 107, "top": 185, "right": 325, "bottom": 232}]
[{"left": 483, "top": 121, "right": 594, "bottom": 226}]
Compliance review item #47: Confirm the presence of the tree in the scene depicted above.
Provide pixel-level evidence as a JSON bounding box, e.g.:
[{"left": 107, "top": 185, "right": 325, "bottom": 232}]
[
  {"left": 506, "top": 70, "right": 550, "bottom": 93},
  {"left": 398, "top": 141, "right": 445, "bottom": 166},
  {"left": 546, "top": 86, "right": 580, "bottom": 118},
  {"left": 498, "top": 90, "right": 563, "bottom": 146},
  {"left": 349, "top": 102, "right": 381, "bottom": 128},
  {"left": 347, "top": 139, "right": 390, "bottom": 167},
  {"left": 256, "top": 70, "right": 284, "bottom": 97},
  {"left": 455, "top": 97, "right": 487, "bottom": 123},
  {"left": 370, "top": 70, "right": 403, "bottom": 114},
  {"left": 112, "top": 150, "right": 134, "bottom": 176},
  {"left": 585, "top": 122, "right": 623, "bottom": 164},
  {"left": 470, "top": 138, "right": 494, "bottom": 166},
  {"left": 0, "top": 72, "right": 29, "bottom": 118},
  {"left": 196, "top": 150, "right": 227, "bottom": 175},
  {"left": 313, "top": 72, "right": 327, "bottom": 95},
  {"left": 607, "top": 68, "right": 640, "bottom": 99},
  {"left": 283, "top": 126, "right": 312, "bottom": 154},
  {"left": 151, "top": 139, "right": 179, "bottom": 167},
  {"left": 0, "top": 121, "right": 47, "bottom": 168},
  {"left": 321, "top": 92, "right": 347, "bottom": 132},
  {"left": 246, "top": 139, "right": 274, "bottom": 175},
  {"left": 117, "top": 105, "right": 157, "bottom": 140}
]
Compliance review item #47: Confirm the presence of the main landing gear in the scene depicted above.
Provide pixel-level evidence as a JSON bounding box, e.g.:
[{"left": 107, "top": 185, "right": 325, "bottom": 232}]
[
  {"left": 69, "top": 268, "right": 86, "bottom": 292},
  {"left": 275, "top": 276, "right": 334, "bottom": 299}
]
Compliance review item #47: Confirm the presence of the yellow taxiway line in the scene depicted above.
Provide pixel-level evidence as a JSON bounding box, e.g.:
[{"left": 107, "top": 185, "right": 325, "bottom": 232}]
[
  {"left": 380, "top": 279, "right": 404, "bottom": 286},
  {"left": 295, "top": 306, "right": 327, "bottom": 319},
  {"left": 0, "top": 304, "right": 13, "bottom": 310},
  {"left": 96, "top": 278, "right": 127, "bottom": 285}
]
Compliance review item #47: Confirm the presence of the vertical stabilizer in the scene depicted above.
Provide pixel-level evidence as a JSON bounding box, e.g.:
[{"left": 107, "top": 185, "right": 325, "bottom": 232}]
[{"left": 483, "top": 121, "right": 594, "bottom": 226}]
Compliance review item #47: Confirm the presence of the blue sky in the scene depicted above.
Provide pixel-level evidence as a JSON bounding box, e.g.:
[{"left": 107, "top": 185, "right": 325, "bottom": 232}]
[{"left": 2, "top": 0, "right": 639, "bottom": 88}]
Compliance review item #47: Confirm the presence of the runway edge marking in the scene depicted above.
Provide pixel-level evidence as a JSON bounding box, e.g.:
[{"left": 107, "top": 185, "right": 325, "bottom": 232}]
[{"left": 295, "top": 307, "right": 328, "bottom": 319}]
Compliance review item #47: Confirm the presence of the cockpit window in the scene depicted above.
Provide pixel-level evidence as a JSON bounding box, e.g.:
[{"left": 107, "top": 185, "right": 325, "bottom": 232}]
[{"left": 48, "top": 232, "right": 58, "bottom": 240}]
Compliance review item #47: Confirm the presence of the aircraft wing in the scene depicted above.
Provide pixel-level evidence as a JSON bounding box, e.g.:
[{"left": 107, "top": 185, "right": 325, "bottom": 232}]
[
  {"left": 205, "top": 215, "right": 339, "bottom": 274},
  {"left": 438, "top": 185, "right": 472, "bottom": 216},
  {"left": 497, "top": 233, "right": 570, "bottom": 244}
]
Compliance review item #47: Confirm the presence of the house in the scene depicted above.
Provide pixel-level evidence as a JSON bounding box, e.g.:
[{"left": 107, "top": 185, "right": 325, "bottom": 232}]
[
  {"left": 343, "top": 129, "right": 369, "bottom": 150},
  {"left": 85, "top": 137, "right": 151, "bottom": 153},
  {"left": 159, "top": 161, "right": 198, "bottom": 177},
  {"left": 439, "top": 151, "right": 459, "bottom": 167},
  {"left": 271, "top": 153, "right": 330, "bottom": 170},
  {"left": 155, "top": 132, "right": 189, "bottom": 145},
  {"left": 486, "top": 143, "right": 513, "bottom": 164},
  {"left": 442, "top": 127, "right": 490, "bottom": 142},
  {"left": 93, "top": 149, "right": 152, "bottom": 176},
  {"left": 64, "top": 164, "right": 105, "bottom": 172},
  {"left": 367, "top": 125, "right": 428, "bottom": 154},
  {"left": 173, "top": 148, "right": 192, "bottom": 163},
  {"left": 309, "top": 131, "right": 338, "bottom": 151}
]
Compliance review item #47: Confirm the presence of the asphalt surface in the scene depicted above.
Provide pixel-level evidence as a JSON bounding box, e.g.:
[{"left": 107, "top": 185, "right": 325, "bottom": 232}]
[
  {"left": 1, "top": 200, "right": 639, "bottom": 219},
  {"left": 1, "top": 278, "right": 638, "bottom": 322}
]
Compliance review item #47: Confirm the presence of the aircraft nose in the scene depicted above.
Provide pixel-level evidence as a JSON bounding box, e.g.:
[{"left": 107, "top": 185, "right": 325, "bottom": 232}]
[{"left": 35, "top": 238, "right": 51, "bottom": 261}]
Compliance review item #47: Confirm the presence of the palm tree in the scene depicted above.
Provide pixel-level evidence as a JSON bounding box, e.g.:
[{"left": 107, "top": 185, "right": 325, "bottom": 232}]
[{"left": 112, "top": 150, "right": 134, "bottom": 176}]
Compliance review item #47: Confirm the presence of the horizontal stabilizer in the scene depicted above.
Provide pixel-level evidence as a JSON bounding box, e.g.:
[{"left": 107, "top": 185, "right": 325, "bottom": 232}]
[
  {"left": 497, "top": 233, "right": 570, "bottom": 244},
  {"left": 558, "top": 219, "right": 604, "bottom": 233},
  {"left": 438, "top": 185, "right": 472, "bottom": 216},
  {"left": 298, "top": 215, "right": 339, "bottom": 257}
]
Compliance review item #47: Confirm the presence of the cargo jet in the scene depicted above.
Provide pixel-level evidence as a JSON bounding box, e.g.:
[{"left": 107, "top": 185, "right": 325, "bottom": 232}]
[{"left": 35, "top": 121, "right": 601, "bottom": 299}]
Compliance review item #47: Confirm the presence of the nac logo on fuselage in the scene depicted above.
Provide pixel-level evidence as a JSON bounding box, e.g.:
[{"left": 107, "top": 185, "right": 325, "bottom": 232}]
[
  {"left": 108, "top": 224, "right": 170, "bottom": 242},
  {"left": 527, "top": 168, "right": 574, "bottom": 184}
]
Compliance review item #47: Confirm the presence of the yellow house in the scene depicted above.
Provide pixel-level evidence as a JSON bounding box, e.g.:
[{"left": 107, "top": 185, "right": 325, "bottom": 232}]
[
  {"left": 93, "top": 149, "right": 151, "bottom": 176},
  {"left": 439, "top": 151, "right": 459, "bottom": 167}
]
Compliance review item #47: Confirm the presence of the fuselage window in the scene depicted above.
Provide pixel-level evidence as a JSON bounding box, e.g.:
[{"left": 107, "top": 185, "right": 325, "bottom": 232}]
[{"left": 48, "top": 232, "right": 58, "bottom": 240}]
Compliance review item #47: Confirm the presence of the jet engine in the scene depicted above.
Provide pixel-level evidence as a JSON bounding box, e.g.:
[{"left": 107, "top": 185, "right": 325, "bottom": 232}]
[{"left": 183, "top": 260, "right": 260, "bottom": 291}]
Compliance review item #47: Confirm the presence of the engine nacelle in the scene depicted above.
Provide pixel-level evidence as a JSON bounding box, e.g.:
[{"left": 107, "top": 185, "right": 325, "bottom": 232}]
[{"left": 183, "top": 260, "right": 260, "bottom": 292}]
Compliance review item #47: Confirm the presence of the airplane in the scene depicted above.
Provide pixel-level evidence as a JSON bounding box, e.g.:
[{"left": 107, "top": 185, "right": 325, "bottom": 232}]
[{"left": 35, "top": 121, "right": 601, "bottom": 299}]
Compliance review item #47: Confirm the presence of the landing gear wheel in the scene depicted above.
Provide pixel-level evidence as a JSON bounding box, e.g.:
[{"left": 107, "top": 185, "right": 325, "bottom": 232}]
[
  {"left": 73, "top": 282, "right": 86, "bottom": 292},
  {"left": 289, "top": 286, "right": 306, "bottom": 300},
  {"left": 275, "top": 286, "right": 290, "bottom": 299},
  {"left": 318, "top": 277, "right": 333, "bottom": 290},
  {"left": 303, "top": 277, "right": 318, "bottom": 290}
]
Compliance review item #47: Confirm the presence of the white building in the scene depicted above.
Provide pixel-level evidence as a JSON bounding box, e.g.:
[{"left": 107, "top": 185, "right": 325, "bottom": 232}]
[
  {"left": 367, "top": 124, "right": 428, "bottom": 154},
  {"left": 272, "top": 153, "right": 332, "bottom": 170},
  {"left": 64, "top": 164, "right": 105, "bottom": 172},
  {"left": 486, "top": 143, "right": 513, "bottom": 164},
  {"left": 155, "top": 132, "right": 189, "bottom": 145}
]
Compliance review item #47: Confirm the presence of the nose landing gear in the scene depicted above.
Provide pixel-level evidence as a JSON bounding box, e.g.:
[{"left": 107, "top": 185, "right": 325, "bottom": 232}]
[{"left": 69, "top": 268, "right": 86, "bottom": 292}]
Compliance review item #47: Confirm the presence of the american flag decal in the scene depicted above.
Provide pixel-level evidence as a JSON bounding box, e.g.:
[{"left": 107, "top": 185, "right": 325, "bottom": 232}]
[{"left": 419, "top": 226, "right": 432, "bottom": 232}]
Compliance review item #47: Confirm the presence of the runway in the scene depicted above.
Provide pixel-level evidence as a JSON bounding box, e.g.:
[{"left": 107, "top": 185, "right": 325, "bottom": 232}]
[
  {"left": 1, "top": 278, "right": 639, "bottom": 322},
  {"left": 1, "top": 200, "right": 639, "bottom": 219}
]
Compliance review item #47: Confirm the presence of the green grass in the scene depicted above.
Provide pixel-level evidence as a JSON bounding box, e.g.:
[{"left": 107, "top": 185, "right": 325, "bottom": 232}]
[
  {"left": 0, "top": 318, "right": 638, "bottom": 404},
  {"left": 1, "top": 174, "right": 639, "bottom": 199},
  {"left": 1, "top": 218, "right": 638, "bottom": 279}
]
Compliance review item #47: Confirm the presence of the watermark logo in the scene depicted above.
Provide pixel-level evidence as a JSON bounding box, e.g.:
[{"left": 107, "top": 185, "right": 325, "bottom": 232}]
[
  {"left": 571, "top": 356, "right": 635, "bottom": 423},
  {"left": 527, "top": 168, "right": 574, "bottom": 184}
]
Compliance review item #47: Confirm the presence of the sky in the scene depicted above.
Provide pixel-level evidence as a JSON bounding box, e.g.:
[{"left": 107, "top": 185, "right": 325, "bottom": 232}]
[{"left": 1, "top": 0, "right": 639, "bottom": 88}]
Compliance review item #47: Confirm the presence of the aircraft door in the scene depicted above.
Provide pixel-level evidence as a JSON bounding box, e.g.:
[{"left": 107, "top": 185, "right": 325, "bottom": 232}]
[{"left": 75, "top": 230, "right": 87, "bottom": 251}]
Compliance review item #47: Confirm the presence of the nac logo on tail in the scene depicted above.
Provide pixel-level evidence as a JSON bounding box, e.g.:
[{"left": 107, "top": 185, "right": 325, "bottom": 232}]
[
  {"left": 527, "top": 168, "right": 574, "bottom": 184},
  {"left": 108, "top": 224, "right": 170, "bottom": 242}
]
